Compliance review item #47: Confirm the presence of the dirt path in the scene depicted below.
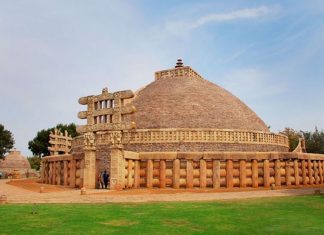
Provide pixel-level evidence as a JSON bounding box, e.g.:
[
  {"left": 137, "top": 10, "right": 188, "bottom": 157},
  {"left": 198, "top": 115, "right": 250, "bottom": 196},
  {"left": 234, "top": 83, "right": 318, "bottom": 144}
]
[{"left": 1, "top": 179, "right": 323, "bottom": 204}]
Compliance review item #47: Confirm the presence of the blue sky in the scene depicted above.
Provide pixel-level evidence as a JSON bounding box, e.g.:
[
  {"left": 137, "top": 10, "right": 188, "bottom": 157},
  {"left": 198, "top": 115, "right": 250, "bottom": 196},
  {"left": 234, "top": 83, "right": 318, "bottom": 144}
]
[{"left": 0, "top": 0, "right": 324, "bottom": 156}]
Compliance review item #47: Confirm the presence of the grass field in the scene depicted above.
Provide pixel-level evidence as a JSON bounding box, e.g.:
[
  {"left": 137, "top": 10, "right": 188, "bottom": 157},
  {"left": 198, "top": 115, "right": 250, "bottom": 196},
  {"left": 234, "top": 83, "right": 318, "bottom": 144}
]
[{"left": 0, "top": 195, "right": 324, "bottom": 235}]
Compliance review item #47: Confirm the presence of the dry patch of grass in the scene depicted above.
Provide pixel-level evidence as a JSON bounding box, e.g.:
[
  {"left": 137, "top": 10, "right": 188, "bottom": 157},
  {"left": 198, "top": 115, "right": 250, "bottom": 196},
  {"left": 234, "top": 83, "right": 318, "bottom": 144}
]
[
  {"left": 162, "top": 219, "right": 203, "bottom": 232},
  {"left": 99, "top": 219, "right": 138, "bottom": 227}
]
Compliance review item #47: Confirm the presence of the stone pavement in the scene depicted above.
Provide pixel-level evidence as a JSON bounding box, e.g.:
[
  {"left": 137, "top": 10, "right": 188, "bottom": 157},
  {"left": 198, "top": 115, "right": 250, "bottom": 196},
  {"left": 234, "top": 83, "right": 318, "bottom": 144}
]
[{"left": 1, "top": 179, "right": 323, "bottom": 204}]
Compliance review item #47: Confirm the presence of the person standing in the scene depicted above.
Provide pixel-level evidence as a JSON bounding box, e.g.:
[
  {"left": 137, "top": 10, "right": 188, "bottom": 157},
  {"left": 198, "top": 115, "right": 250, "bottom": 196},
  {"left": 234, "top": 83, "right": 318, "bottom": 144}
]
[
  {"left": 97, "top": 171, "right": 104, "bottom": 189},
  {"left": 103, "top": 170, "right": 109, "bottom": 189}
]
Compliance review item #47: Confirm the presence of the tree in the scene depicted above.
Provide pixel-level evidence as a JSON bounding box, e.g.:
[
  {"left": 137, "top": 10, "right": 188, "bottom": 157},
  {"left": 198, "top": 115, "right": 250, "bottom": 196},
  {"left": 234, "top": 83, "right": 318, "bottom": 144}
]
[
  {"left": 302, "top": 127, "right": 324, "bottom": 154},
  {"left": 279, "top": 127, "right": 303, "bottom": 152},
  {"left": 27, "top": 156, "right": 41, "bottom": 170},
  {"left": 28, "top": 123, "right": 78, "bottom": 157},
  {"left": 0, "top": 124, "right": 14, "bottom": 159}
]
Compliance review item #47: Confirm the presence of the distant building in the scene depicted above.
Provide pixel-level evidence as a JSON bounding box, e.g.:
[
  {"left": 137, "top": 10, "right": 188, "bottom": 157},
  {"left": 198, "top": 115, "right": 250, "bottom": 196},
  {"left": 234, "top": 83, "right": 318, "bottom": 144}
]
[{"left": 0, "top": 150, "right": 31, "bottom": 178}]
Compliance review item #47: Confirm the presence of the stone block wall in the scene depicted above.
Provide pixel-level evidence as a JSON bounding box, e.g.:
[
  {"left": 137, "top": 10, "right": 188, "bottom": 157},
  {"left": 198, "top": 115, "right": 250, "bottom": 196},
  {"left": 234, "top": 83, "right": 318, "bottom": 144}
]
[{"left": 124, "top": 143, "right": 288, "bottom": 153}]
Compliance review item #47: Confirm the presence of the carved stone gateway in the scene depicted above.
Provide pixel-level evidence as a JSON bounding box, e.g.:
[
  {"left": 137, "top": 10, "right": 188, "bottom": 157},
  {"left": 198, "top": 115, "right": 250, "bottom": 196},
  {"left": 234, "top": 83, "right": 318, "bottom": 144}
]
[
  {"left": 77, "top": 87, "right": 136, "bottom": 189},
  {"left": 48, "top": 128, "right": 72, "bottom": 155},
  {"left": 77, "top": 88, "right": 136, "bottom": 134}
]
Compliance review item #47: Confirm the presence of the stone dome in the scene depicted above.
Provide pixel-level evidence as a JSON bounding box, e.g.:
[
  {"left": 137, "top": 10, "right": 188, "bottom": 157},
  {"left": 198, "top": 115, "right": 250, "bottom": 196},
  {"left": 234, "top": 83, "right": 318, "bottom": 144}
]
[
  {"left": 0, "top": 150, "right": 31, "bottom": 169},
  {"left": 130, "top": 65, "right": 269, "bottom": 132}
]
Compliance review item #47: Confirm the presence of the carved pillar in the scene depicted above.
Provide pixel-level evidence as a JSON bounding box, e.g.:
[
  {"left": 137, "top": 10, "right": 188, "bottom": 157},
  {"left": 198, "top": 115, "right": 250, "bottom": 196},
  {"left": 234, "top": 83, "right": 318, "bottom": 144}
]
[
  {"left": 263, "top": 159, "right": 270, "bottom": 188},
  {"left": 302, "top": 160, "right": 307, "bottom": 185},
  {"left": 200, "top": 159, "right": 207, "bottom": 188},
  {"left": 134, "top": 160, "right": 140, "bottom": 188},
  {"left": 226, "top": 160, "right": 233, "bottom": 188},
  {"left": 294, "top": 159, "right": 299, "bottom": 186},
  {"left": 285, "top": 160, "right": 291, "bottom": 186},
  {"left": 70, "top": 159, "right": 76, "bottom": 188},
  {"left": 82, "top": 132, "right": 97, "bottom": 189},
  {"left": 52, "top": 161, "right": 56, "bottom": 185},
  {"left": 127, "top": 160, "right": 133, "bottom": 188},
  {"left": 160, "top": 160, "right": 166, "bottom": 188},
  {"left": 252, "top": 159, "right": 258, "bottom": 188},
  {"left": 110, "top": 147, "right": 125, "bottom": 190},
  {"left": 146, "top": 159, "right": 153, "bottom": 188},
  {"left": 315, "top": 161, "right": 320, "bottom": 184},
  {"left": 56, "top": 161, "right": 61, "bottom": 185},
  {"left": 173, "top": 159, "right": 180, "bottom": 189},
  {"left": 308, "top": 160, "right": 313, "bottom": 185},
  {"left": 239, "top": 160, "right": 246, "bottom": 188},
  {"left": 212, "top": 160, "right": 220, "bottom": 188},
  {"left": 186, "top": 160, "right": 194, "bottom": 188},
  {"left": 275, "top": 159, "right": 281, "bottom": 186},
  {"left": 63, "top": 160, "right": 68, "bottom": 186}
]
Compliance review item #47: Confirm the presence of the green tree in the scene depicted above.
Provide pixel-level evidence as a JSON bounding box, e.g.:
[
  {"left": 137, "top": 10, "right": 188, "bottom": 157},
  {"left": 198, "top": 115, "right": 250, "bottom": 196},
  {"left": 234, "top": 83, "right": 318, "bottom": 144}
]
[
  {"left": 0, "top": 124, "right": 14, "bottom": 159},
  {"left": 27, "top": 156, "right": 41, "bottom": 170},
  {"left": 302, "top": 127, "right": 324, "bottom": 154},
  {"left": 28, "top": 123, "right": 78, "bottom": 157},
  {"left": 279, "top": 127, "right": 303, "bottom": 152}
]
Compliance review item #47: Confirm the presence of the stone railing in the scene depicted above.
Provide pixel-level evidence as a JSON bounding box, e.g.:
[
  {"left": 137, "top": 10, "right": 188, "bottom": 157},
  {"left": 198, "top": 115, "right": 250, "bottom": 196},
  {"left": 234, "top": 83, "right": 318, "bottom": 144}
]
[
  {"left": 41, "top": 153, "right": 84, "bottom": 188},
  {"left": 155, "top": 66, "right": 203, "bottom": 81},
  {"left": 122, "top": 129, "right": 289, "bottom": 147},
  {"left": 71, "top": 129, "right": 289, "bottom": 153},
  {"left": 123, "top": 151, "right": 324, "bottom": 189}
]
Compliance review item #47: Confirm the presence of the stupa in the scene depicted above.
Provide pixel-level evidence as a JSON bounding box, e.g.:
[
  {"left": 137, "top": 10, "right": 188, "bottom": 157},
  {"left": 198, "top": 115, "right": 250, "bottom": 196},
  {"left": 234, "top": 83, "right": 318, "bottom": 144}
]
[
  {"left": 0, "top": 150, "right": 31, "bottom": 178},
  {"left": 41, "top": 60, "right": 324, "bottom": 190}
]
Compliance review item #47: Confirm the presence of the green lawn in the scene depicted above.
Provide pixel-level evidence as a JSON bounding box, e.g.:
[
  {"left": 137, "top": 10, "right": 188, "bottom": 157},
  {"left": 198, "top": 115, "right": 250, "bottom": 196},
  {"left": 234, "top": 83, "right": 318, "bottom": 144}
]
[{"left": 0, "top": 196, "right": 324, "bottom": 235}]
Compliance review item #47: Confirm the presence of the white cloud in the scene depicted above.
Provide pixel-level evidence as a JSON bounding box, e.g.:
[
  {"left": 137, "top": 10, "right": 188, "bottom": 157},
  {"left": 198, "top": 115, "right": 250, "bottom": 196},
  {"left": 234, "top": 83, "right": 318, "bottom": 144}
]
[
  {"left": 165, "top": 6, "right": 280, "bottom": 34},
  {"left": 219, "top": 68, "right": 286, "bottom": 101}
]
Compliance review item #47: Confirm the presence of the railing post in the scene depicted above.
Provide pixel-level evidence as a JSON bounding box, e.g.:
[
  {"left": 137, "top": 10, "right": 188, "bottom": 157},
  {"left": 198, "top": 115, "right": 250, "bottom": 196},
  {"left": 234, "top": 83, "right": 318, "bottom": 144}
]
[
  {"left": 252, "top": 159, "right": 258, "bottom": 188},
  {"left": 146, "top": 159, "right": 153, "bottom": 188},
  {"left": 173, "top": 159, "right": 180, "bottom": 189},
  {"left": 226, "top": 160, "right": 233, "bottom": 188},
  {"left": 213, "top": 160, "right": 220, "bottom": 188},
  {"left": 275, "top": 159, "right": 281, "bottom": 186},
  {"left": 186, "top": 160, "right": 193, "bottom": 188},
  {"left": 200, "top": 159, "right": 207, "bottom": 188},
  {"left": 239, "top": 160, "right": 246, "bottom": 188},
  {"left": 160, "top": 160, "right": 166, "bottom": 188},
  {"left": 294, "top": 159, "right": 299, "bottom": 186},
  {"left": 263, "top": 159, "right": 270, "bottom": 187}
]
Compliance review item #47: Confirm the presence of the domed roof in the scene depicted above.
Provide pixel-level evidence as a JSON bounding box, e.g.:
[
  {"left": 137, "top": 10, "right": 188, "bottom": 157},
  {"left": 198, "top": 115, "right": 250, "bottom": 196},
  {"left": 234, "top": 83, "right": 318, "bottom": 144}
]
[
  {"left": 0, "top": 150, "right": 31, "bottom": 169},
  {"left": 130, "top": 62, "right": 269, "bottom": 132}
]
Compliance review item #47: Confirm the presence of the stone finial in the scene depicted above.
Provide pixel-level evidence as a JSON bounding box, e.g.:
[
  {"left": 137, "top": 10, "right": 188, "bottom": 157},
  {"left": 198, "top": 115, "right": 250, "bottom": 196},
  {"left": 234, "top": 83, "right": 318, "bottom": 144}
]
[
  {"left": 175, "top": 59, "right": 183, "bottom": 68},
  {"left": 102, "top": 87, "right": 108, "bottom": 94}
]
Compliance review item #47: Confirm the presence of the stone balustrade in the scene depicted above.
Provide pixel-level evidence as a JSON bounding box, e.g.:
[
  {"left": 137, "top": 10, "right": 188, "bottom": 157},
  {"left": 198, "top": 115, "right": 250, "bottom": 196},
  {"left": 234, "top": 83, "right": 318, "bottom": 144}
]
[
  {"left": 123, "top": 152, "right": 324, "bottom": 189},
  {"left": 155, "top": 66, "right": 203, "bottom": 81},
  {"left": 41, "top": 154, "right": 84, "bottom": 188},
  {"left": 71, "top": 129, "right": 289, "bottom": 153},
  {"left": 123, "top": 129, "right": 288, "bottom": 146}
]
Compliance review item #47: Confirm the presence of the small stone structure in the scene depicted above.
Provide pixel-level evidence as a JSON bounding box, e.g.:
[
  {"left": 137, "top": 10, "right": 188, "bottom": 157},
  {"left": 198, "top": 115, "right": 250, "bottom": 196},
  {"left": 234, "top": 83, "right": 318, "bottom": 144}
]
[
  {"left": 0, "top": 150, "right": 31, "bottom": 178},
  {"left": 40, "top": 60, "right": 324, "bottom": 190}
]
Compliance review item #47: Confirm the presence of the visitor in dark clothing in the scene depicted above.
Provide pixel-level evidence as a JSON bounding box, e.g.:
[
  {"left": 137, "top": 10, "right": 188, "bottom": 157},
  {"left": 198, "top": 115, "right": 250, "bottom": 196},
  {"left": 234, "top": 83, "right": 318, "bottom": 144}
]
[{"left": 103, "top": 170, "right": 109, "bottom": 189}]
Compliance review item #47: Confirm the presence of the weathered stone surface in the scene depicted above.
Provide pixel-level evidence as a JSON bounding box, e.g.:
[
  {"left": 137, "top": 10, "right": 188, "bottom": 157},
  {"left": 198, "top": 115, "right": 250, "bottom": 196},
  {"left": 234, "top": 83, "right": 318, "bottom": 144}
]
[{"left": 127, "top": 65, "right": 269, "bottom": 132}]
